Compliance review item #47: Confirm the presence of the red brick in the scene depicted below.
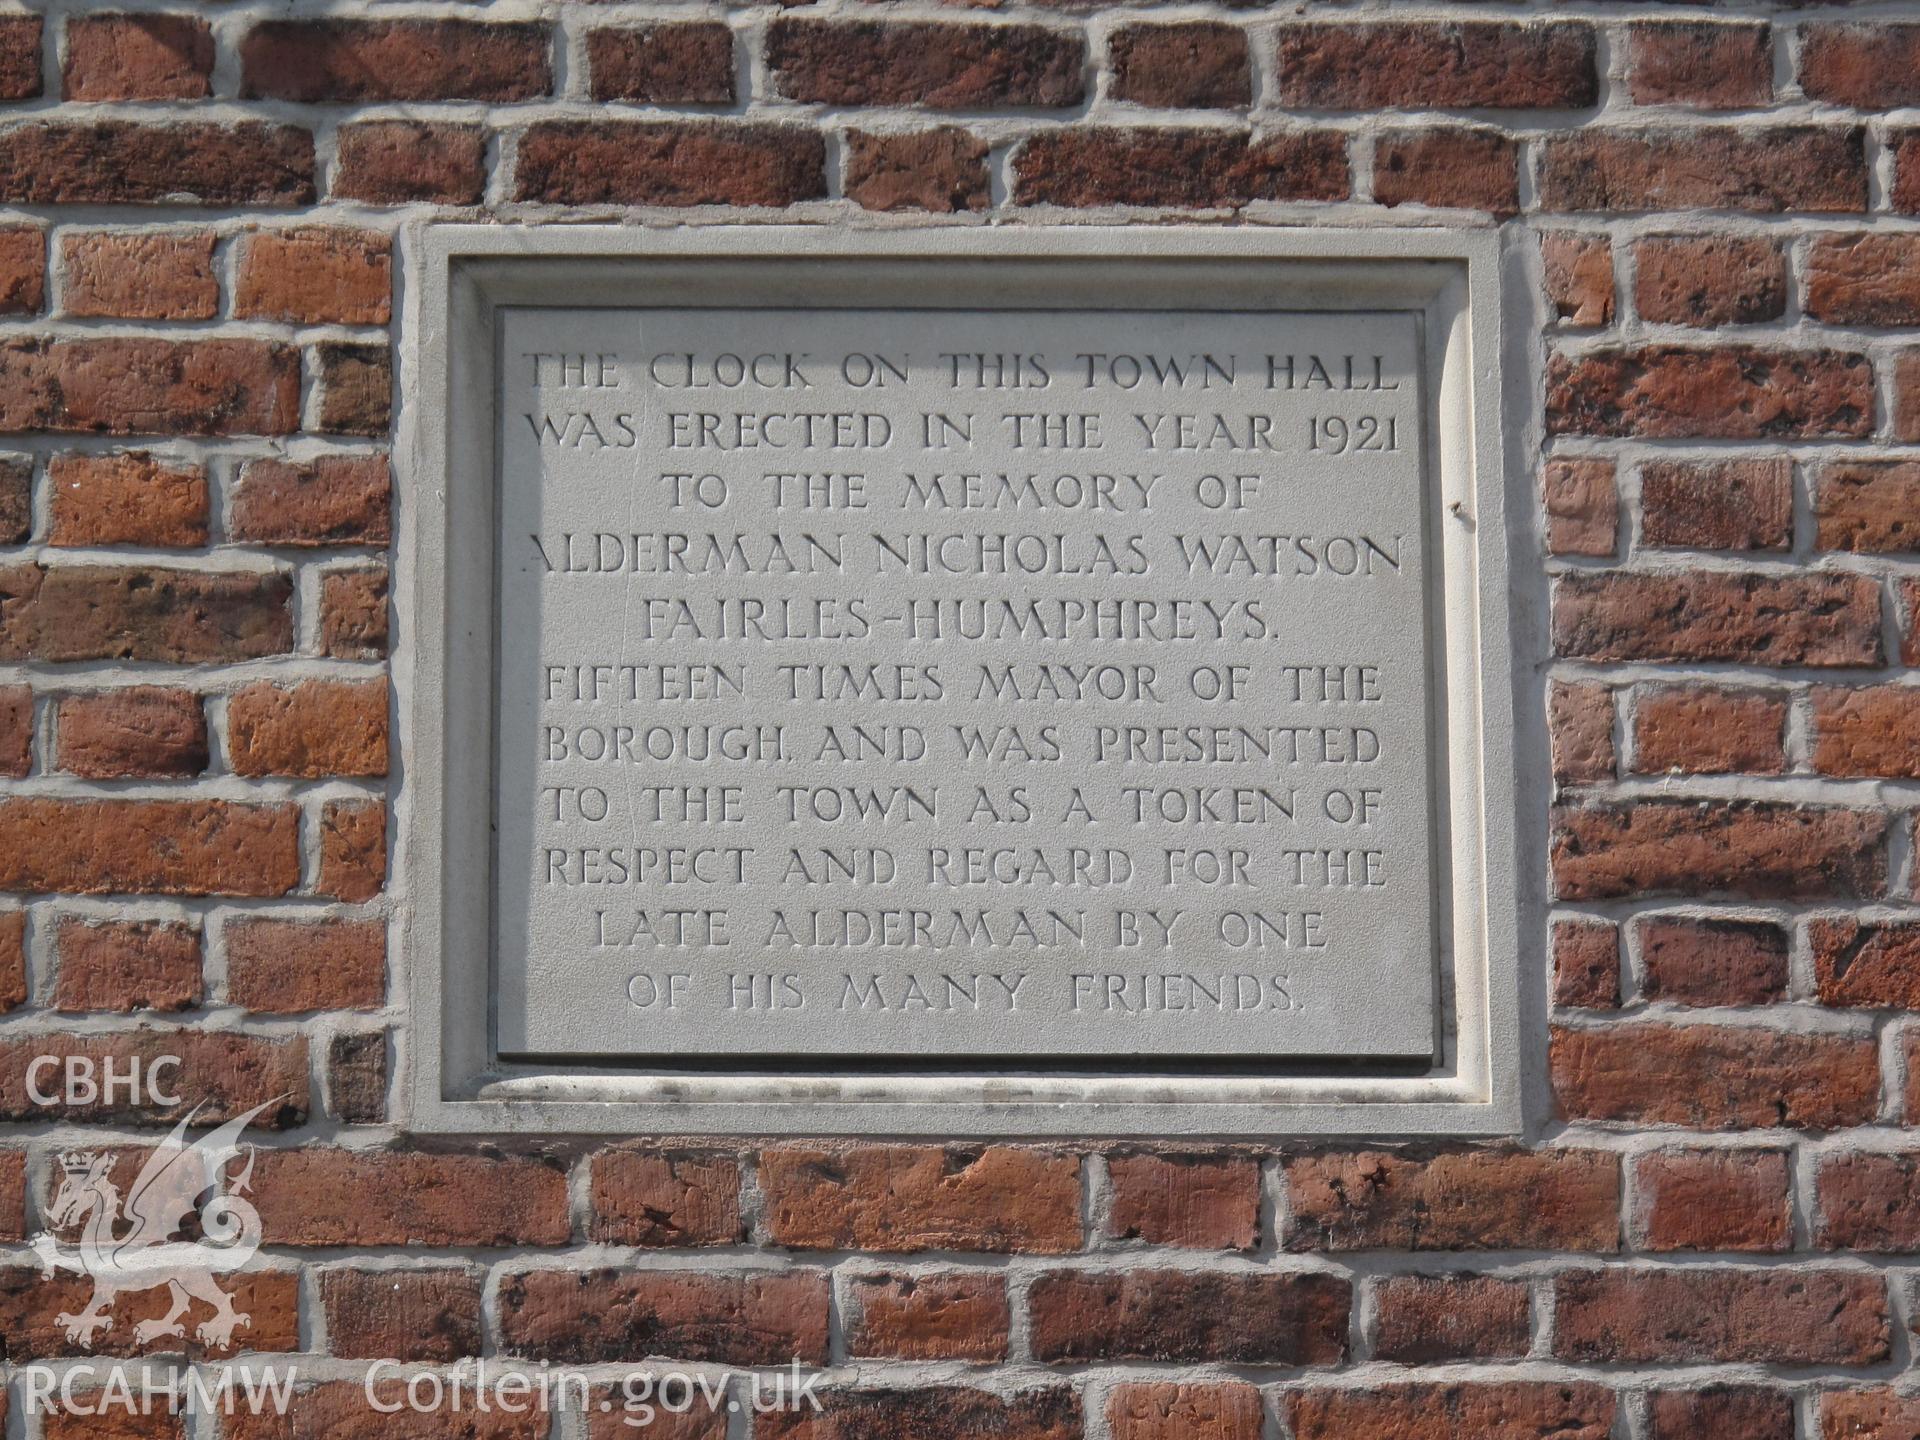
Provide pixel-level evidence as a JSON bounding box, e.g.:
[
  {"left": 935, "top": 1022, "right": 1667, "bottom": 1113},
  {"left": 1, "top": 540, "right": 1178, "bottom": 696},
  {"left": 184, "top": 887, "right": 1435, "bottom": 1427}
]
[
  {"left": 0, "top": 338, "right": 300, "bottom": 437},
  {"left": 335, "top": 122, "right": 485, "bottom": 206},
  {"left": 241, "top": 20, "right": 550, "bottom": 102},
  {"left": 1276, "top": 21, "right": 1595, "bottom": 109},
  {"left": 1800, "top": 24, "right": 1920, "bottom": 109},
  {"left": 0, "top": 15, "right": 38, "bottom": 98},
  {"left": 1640, "top": 456, "right": 1791, "bottom": 551},
  {"left": 1543, "top": 457, "right": 1615, "bottom": 557},
  {"left": 769, "top": 21, "right": 1082, "bottom": 108},
  {"left": 234, "top": 228, "right": 390, "bottom": 326},
  {"left": 1821, "top": 1390, "right": 1920, "bottom": 1440},
  {"left": 1108, "top": 1383, "right": 1261, "bottom": 1440},
  {"left": 1539, "top": 127, "right": 1865, "bottom": 213},
  {"left": 1110, "top": 24, "right": 1250, "bottom": 109},
  {"left": 1550, "top": 1021, "right": 1880, "bottom": 1129},
  {"left": 253, "top": 1149, "right": 567, "bottom": 1246},
  {"left": 1884, "top": 376, "right": 1920, "bottom": 456},
  {"left": 1553, "top": 1267, "right": 1886, "bottom": 1364},
  {"left": 64, "top": 15, "right": 213, "bottom": 101},
  {"left": 0, "top": 685, "right": 29, "bottom": 778},
  {"left": 1897, "top": 133, "right": 1920, "bottom": 215},
  {"left": 0, "top": 1268, "right": 298, "bottom": 1361},
  {"left": 1807, "top": 233, "right": 1920, "bottom": 326},
  {"left": 319, "top": 798, "right": 386, "bottom": 903},
  {"left": 0, "top": 122, "right": 313, "bottom": 206},
  {"left": 844, "top": 129, "right": 988, "bottom": 214},
  {"left": 1289, "top": 1385, "right": 1614, "bottom": 1440},
  {"left": 1371, "top": 1275, "right": 1530, "bottom": 1363},
  {"left": 1647, "top": 1387, "right": 1792, "bottom": 1440},
  {"left": 846, "top": 1272, "right": 1009, "bottom": 1361},
  {"left": 1105, "top": 1151, "right": 1258, "bottom": 1249},
  {"left": 498, "top": 1268, "right": 827, "bottom": 1364},
  {"left": 47, "top": 452, "right": 207, "bottom": 548},
  {"left": 1547, "top": 346, "right": 1871, "bottom": 440},
  {"left": 1815, "top": 687, "right": 1920, "bottom": 779},
  {"left": 1541, "top": 233, "right": 1614, "bottom": 327},
  {"left": 319, "top": 567, "right": 389, "bottom": 660},
  {"left": 227, "top": 679, "right": 389, "bottom": 780},
  {"left": 1824, "top": 1153, "right": 1920, "bottom": 1255},
  {"left": 1637, "top": 916, "right": 1788, "bottom": 1006},
  {"left": 320, "top": 1268, "right": 483, "bottom": 1362},
  {"left": 0, "top": 798, "right": 298, "bottom": 897},
  {"left": 226, "top": 917, "right": 384, "bottom": 1014},
  {"left": 223, "top": 1381, "right": 546, "bottom": 1440},
  {"left": 1816, "top": 461, "right": 1920, "bottom": 553},
  {"left": 1633, "top": 686, "right": 1786, "bottom": 776},
  {"left": 44, "top": 1399, "right": 184, "bottom": 1440},
  {"left": 0, "top": 227, "right": 41, "bottom": 314},
  {"left": 1285, "top": 1149, "right": 1619, "bottom": 1252},
  {"left": 1626, "top": 22, "right": 1771, "bottom": 109},
  {"left": 762, "top": 1388, "right": 1074, "bottom": 1440},
  {"left": 0, "top": 454, "right": 24, "bottom": 543},
  {"left": 326, "top": 1030, "right": 386, "bottom": 1124},
  {"left": 1634, "top": 1149, "right": 1790, "bottom": 1252},
  {"left": 1549, "top": 681, "right": 1614, "bottom": 786},
  {"left": 1552, "top": 572, "right": 1880, "bottom": 666},
  {"left": 52, "top": 916, "right": 200, "bottom": 1012},
  {"left": 1374, "top": 129, "right": 1517, "bottom": 217},
  {"left": 1554, "top": 920, "right": 1619, "bottom": 1010},
  {"left": 1028, "top": 1269, "right": 1348, "bottom": 1364},
  {"left": 61, "top": 231, "right": 216, "bottom": 321},
  {"left": 57, "top": 686, "right": 206, "bottom": 779},
  {"left": 1810, "top": 919, "right": 1920, "bottom": 1008},
  {"left": 0, "top": 1028, "right": 305, "bottom": 1125},
  {"left": 0, "top": 565, "right": 292, "bottom": 663},
  {"left": 313, "top": 344, "right": 392, "bottom": 436},
  {"left": 1636, "top": 235, "right": 1786, "bottom": 326},
  {"left": 230, "top": 456, "right": 391, "bottom": 547},
  {"left": 0, "top": 911, "right": 22, "bottom": 1013},
  {"left": 588, "top": 1148, "right": 742, "bottom": 1246},
  {"left": 1015, "top": 128, "right": 1347, "bottom": 209},
  {"left": 516, "top": 122, "right": 825, "bottom": 207},
  {"left": 761, "top": 1144, "right": 1081, "bottom": 1252},
  {"left": 1553, "top": 802, "right": 1887, "bottom": 902},
  {"left": 1904, "top": 579, "right": 1920, "bottom": 665},
  {"left": 589, "top": 24, "right": 734, "bottom": 104}
]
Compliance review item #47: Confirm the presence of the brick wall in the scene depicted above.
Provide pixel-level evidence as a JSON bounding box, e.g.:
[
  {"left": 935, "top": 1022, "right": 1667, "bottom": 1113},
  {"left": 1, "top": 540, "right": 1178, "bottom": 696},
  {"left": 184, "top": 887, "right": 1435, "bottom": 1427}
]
[{"left": 0, "top": 3, "right": 1917, "bottom": 1437}]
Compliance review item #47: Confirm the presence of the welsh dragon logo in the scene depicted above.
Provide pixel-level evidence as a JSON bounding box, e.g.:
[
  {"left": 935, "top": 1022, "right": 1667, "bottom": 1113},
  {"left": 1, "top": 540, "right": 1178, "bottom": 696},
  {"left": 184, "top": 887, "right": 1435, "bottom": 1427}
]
[{"left": 32, "top": 1098, "right": 278, "bottom": 1350}]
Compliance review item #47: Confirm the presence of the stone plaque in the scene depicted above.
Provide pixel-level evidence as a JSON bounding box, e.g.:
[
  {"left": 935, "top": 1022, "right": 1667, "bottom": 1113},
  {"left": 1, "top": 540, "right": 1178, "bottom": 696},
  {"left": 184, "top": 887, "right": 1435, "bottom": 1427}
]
[{"left": 412, "top": 228, "right": 1519, "bottom": 1134}]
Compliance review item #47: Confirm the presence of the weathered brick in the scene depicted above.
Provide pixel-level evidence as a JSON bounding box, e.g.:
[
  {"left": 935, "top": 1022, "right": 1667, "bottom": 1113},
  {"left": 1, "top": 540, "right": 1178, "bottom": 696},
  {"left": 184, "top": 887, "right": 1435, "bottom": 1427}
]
[
  {"left": 1553, "top": 802, "right": 1887, "bottom": 902},
  {"left": 1633, "top": 686, "right": 1786, "bottom": 777},
  {"left": 1634, "top": 1149, "right": 1790, "bottom": 1253},
  {"left": 589, "top": 1149, "right": 741, "bottom": 1246},
  {"left": 1543, "top": 457, "right": 1616, "bottom": 556},
  {"left": 1373, "top": 129, "right": 1517, "bottom": 217},
  {"left": 0, "top": 911, "right": 22, "bottom": 1013},
  {"left": 227, "top": 679, "right": 389, "bottom": 780},
  {"left": 0, "top": 227, "right": 41, "bottom": 313},
  {"left": 1549, "top": 681, "right": 1614, "bottom": 786},
  {"left": 1640, "top": 457, "right": 1792, "bottom": 551},
  {"left": 1105, "top": 1151, "right": 1259, "bottom": 1249},
  {"left": 1289, "top": 1385, "right": 1614, "bottom": 1440},
  {"left": 57, "top": 686, "right": 206, "bottom": 779},
  {"left": 1108, "top": 1383, "right": 1261, "bottom": 1440},
  {"left": 47, "top": 452, "right": 207, "bottom": 548},
  {"left": 313, "top": 344, "right": 392, "bottom": 436},
  {"left": 320, "top": 1268, "right": 483, "bottom": 1362},
  {"left": 1814, "top": 687, "right": 1920, "bottom": 779},
  {"left": 847, "top": 1272, "right": 1009, "bottom": 1361},
  {"left": 326, "top": 1030, "right": 386, "bottom": 1124},
  {"left": 1626, "top": 22, "right": 1771, "bottom": 109},
  {"left": 1807, "top": 233, "right": 1920, "bottom": 326},
  {"left": 1816, "top": 461, "right": 1920, "bottom": 553},
  {"left": 1285, "top": 1149, "right": 1618, "bottom": 1252},
  {"left": 64, "top": 15, "right": 213, "bottom": 101},
  {"left": 1820, "top": 1390, "right": 1920, "bottom": 1440},
  {"left": 844, "top": 129, "right": 988, "bottom": 214},
  {"left": 1635, "top": 235, "right": 1786, "bottom": 326},
  {"left": 498, "top": 1269, "right": 828, "bottom": 1364},
  {"left": 234, "top": 228, "right": 390, "bottom": 326},
  {"left": 53, "top": 916, "right": 200, "bottom": 1012},
  {"left": 226, "top": 917, "right": 384, "bottom": 1014},
  {"left": 254, "top": 1150, "right": 568, "bottom": 1246},
  {"left": 1110, "top": 24, "right": 1250, "bottom": 110},
  {"left": 1553, "top": 1267, "right": 1886, "bottom": 1364},
  {"left": 1539, "top": 127, "right": 1865, "bottom": 213},
  {"left": 1810, "top": 919, "right": 1920, "bottom": 1008},
  {"left": 769, "top": 21, "right": 1083, "bottom": 108},
  {"left": 319, "top": 566, "right": 389, "bottom": 660},
  {"left": 1541, "top": 233, "right": 1614, "bottom": 326},
  {"left": 762, "top": 1145, "right": 1081, "bottom": 1253},
  {"left": 1550, "top": 1021, "right": 1879, "bottom": 1129},
  {"left": 0, "top": 1268, "right": 298, "bottom": 1361},
  {"left": 1547, "top": 346, "right": 1872, "bottom": 440},
  {"left": 1897, "top": 132, "right": 1920, "bottom": 215},
  {"left": 1014, "top": 128, "right": 1346, "bottom": 209},
  {"left": 335, "top": 121, "right": 485, "bottom": 206},
  {"left": 0, "top": 1028, "right": 305, "bottom": 1124},
  {"left": 0, "top": 338, "right": 299, "bottom": 436},
  {"left": 1553, "top": 919, "right": 1619, "bottom": 1010},
  {"left": 0, "top": 122, "right": 314, "bottom": 205},
  {"left": 1904, "top": 579, "right": 1920, "bottom": 665},
  {"left": 223, "top": 1381, "right": 547, "bottom": 1440},
  {"left": 61, "top": 230, "right": 217, "bottom": 321},
  {"left": 589, "top": 24, "right": 734, "bottom": 104},
  {"left": 1371, "top": 1275, "right": 1530, "bottom": 1363},
  {"left": 1637, "top": 916, "right": 1788, "bottom": 1006},
  {"left": 1552, "top": 572, "right": 1880, "bottom": 666},
  {"left": 1276, "top": 21, "right": 1595, "bottom": 109},
  {"left": 230, "top": 456, "right": 391, "bottom": 547},
  {"left": 762, "top": 1388, "right": 1074, "bottom": 1440},
  {"left": 0, "top": 565, "right": 292, "bottom": 663},
  {"left": 45, "top": 1397, "right": 185, "bottom": 1440},
  {"left": 1800, "top": 24, "right": 1920, "bottom": 108},
  {"left": 0, "top": 798, "right": 298, "bottom": 896},
  {"left": 318, "top": 798, "right": 385, "bottom": 903},
  {"left": 241, "top": 20, "right": 551, "bottom": 103},
  {"left": 0, "top": 454, "right": 24, "bottom": 542},
  {"left": 516, "top": 122, "right": 825, "bottom": 207},
  {"left": 0, "top": 15, "right": 38, "bottom": 99},
  {"left": 0, "top": 685, "right": 28, "bottom": 778},
  {"left": 1029, "top": 1270, "right": 1348, "bottom": 1364},
  {"left": 1647, "top": 1387, "right": 1792, "bottom": 1440}
]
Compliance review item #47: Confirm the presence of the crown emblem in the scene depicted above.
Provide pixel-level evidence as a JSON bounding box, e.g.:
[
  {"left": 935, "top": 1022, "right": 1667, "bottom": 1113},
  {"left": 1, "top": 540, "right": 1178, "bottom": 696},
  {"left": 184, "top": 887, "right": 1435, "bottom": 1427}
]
[{"left": 56, "top": 1151, "right": 94, "bottom": 1177}]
